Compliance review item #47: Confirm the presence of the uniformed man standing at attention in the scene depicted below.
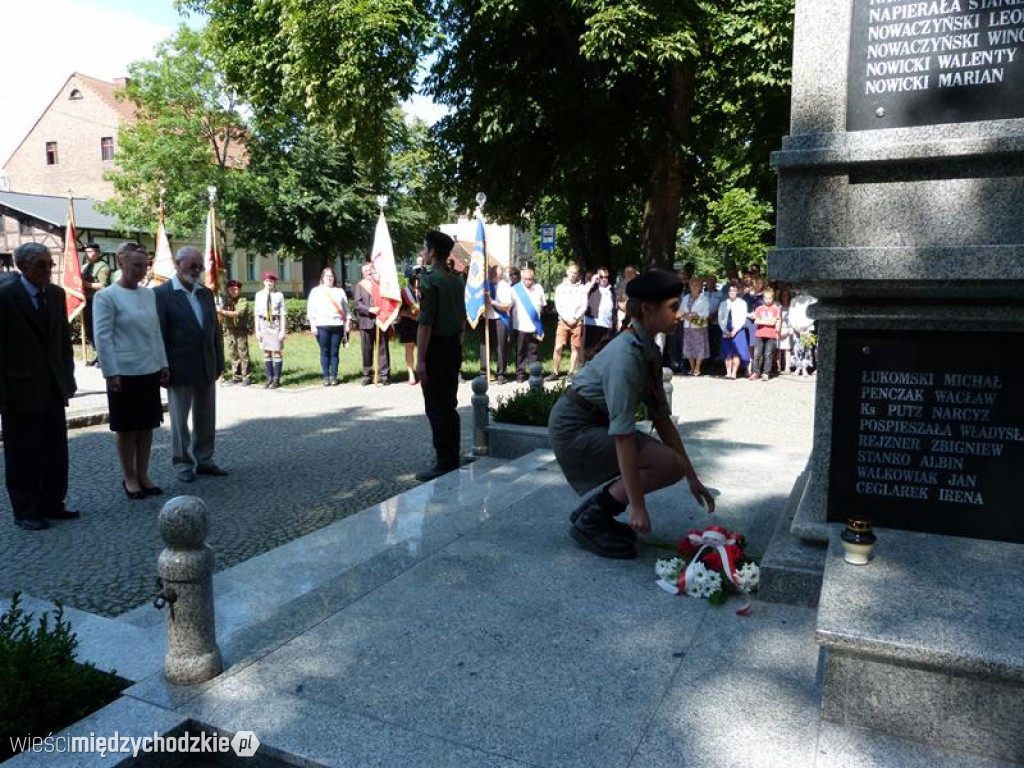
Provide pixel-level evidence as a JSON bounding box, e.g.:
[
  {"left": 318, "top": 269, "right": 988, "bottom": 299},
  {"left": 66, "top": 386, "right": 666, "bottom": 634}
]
[
  {"left": 414, "top": 231, "right": 466, "bottom": 482},
  {"left": 548, "top": 269, "right": 715, "bottom": 559},
  {"left": 218, "top": 279, "right": 252, "bottom": 385}
]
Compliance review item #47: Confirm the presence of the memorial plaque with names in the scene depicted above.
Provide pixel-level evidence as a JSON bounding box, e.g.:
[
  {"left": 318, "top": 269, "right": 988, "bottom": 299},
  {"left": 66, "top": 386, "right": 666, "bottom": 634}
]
[
  {"left": 829, "top": 330, "right": 1024, "bottom": 542},
  {"left": 848, "top": 0, "right": 1024, "bottom": 131}
]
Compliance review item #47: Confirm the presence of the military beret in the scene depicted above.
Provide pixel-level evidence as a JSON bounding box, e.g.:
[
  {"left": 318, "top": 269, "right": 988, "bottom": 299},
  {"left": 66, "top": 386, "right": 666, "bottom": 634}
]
[
  {"left": 227, "top": 279, "right": 243, "bottom": 288},
  {"left": 625, "top": 269, "right": 682, "bottom": 302},
  {"left": 261, "top": 271, "right": 278, "bottom": 281}
]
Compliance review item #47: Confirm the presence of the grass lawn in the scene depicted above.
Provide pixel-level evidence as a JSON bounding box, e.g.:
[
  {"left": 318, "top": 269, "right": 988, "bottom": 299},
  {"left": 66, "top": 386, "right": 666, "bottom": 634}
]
[{"left": 75, "top": 316, "right": 570, "bottom": 389}]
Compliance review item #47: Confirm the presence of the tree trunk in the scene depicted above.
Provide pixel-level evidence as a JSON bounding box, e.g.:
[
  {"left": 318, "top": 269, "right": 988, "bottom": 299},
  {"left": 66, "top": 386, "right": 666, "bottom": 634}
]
[
  {"left": 641, "top": 60, "right": 697, "bottom": 271},
  {"left": 301, "top": 252, "right": 330, "bottom": 296}
]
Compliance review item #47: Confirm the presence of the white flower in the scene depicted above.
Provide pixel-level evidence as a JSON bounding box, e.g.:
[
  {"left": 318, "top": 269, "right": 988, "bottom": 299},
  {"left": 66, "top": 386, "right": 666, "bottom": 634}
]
[
  {"left": 735, "top": 562, "right": 760, "bottom": 592},
  {"left": 684, "top": 562, "right": 722, "bottom": 600},
  {"left": 655, "top": 557, "right": 685, "bottom": 583}
]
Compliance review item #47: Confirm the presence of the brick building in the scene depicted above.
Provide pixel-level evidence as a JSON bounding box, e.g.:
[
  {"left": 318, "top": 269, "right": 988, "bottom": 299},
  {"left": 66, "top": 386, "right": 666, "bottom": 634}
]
[{"left": 0, "top": 73, "right": 301, "bottom": 293}]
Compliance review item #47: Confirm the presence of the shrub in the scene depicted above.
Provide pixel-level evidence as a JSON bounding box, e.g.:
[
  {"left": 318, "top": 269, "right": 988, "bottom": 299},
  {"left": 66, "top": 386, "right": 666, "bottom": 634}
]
[
  {"left": 0, "top": 594, "right": 123, "bottom": 760},
  {"left": 284, "top": 298, "right": 310, "bottom": 334},
  {"left": 492, "top": 383, "right": 568, "bottom": 427},
  {"left": 491, "top": 383, "right": 648, "bottom": 427}
]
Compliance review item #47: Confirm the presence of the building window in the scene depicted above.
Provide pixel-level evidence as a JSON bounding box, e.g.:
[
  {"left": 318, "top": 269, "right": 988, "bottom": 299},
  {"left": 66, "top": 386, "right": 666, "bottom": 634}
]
[
  {"left": 19, "top": 221, "right": 34, "bottom": 235},
  {"left": 100, "top": 137, "right": 114, "bottom": 161},
  {"left": 69, "top": 89, "right": 82, "bottom": 100},
  {"left": 45, "top": 142, "right": 58, "bottom": 165},
  {"left": 223, "top": 252, "right": 233, "bottom": 279},
  {"left": 245, "top": 254, "right": 256, "bottom": 282}
]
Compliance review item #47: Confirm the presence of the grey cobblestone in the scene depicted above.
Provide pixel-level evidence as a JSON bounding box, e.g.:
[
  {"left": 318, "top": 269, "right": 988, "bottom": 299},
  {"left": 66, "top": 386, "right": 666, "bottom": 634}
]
[{"left": 0, "top": 363, "right": 815, "bottom": 617}]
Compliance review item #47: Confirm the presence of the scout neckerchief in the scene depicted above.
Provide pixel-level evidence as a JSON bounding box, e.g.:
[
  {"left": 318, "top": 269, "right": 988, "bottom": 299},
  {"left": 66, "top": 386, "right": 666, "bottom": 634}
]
[{"left": 512, "top": 282, "right": 544, "bottom": 340}]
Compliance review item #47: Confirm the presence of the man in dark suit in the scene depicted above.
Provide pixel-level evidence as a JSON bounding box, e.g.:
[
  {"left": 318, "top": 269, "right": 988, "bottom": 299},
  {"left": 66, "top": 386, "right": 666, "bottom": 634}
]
[
  {"left": 154, "top": 246, "right": 227, "bottom": 483},
  {"left": 0, "top": 243, "right": 80, "bottom": 530}
]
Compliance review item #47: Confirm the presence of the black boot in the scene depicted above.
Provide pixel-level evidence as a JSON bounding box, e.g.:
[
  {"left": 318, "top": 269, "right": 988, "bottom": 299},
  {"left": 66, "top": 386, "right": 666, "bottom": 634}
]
[
  {"left": 569, "top": 488, "right": 637, "bottom": 559},
  {"left": 570, "top": 484, "right": 637, "bottom": 541}
]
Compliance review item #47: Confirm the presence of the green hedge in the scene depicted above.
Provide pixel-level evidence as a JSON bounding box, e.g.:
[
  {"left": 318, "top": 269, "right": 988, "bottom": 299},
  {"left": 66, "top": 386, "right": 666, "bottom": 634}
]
[
  {"left": 492, "top": 382, "right": 647, "bottom": 427},
  {"left": 0, "top": 594, "right": 124, "bottom": 760}
]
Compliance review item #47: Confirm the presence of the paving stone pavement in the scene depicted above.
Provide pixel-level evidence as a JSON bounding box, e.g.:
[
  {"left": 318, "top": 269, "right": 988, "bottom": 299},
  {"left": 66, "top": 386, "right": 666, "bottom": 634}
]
[{"left": 0, "top": 362, "right": 815, "bottom": 617}]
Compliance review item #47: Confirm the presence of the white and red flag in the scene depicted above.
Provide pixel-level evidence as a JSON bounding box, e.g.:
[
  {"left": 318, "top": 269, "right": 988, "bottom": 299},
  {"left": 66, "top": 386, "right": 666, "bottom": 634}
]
[
  {"left": 150, "top": 202, "right": 174, "bottom": 286},
  {"left": 370, "top": 211, "right": 401, "bottom": 331},
  {"left": 61, "top": 198, "right": 85, "bottom": 321},
  {"left": 204, "top": 201, "right": 224, "bottom": 299}
]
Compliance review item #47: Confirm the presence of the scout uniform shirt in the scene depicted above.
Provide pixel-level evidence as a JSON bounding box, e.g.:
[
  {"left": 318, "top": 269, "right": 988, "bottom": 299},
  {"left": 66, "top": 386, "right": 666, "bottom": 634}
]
[{"left": 568, "top": 322, "right": 670, "bottom": 434}]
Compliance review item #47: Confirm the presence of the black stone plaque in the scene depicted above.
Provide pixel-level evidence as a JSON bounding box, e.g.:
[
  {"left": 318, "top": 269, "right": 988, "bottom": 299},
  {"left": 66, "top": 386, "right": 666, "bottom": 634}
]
[
  {"left": 829, "top": 329, "right": 1024, "bottom": 542},
  {"left": 847, "top": 0, "right": 1024, "bottom": 131}
]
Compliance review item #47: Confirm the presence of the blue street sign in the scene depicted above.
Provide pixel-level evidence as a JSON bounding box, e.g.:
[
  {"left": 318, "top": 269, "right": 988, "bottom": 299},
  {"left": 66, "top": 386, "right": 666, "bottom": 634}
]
[{"left": 540, "top": 225, "right": 556, "bottom": 251}]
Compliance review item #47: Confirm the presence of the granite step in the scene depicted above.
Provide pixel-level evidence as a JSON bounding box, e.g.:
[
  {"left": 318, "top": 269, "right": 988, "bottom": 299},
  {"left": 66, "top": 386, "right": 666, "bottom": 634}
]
[
  {"left": 816, "top": 529, "right": 1024, "bottom": 764},
  {"left": 758, "top": 465, "right": 827, "bottom": 607}
]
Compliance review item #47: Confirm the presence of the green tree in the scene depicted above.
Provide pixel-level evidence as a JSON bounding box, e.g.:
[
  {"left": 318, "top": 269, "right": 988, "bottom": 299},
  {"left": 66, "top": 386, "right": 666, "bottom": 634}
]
[
  {"left": 185, "top": 0, "right": 793, "bottom": 270},
  {"left": 234, "top": 110, "right": 453, "bottom": 291},
  {"left": 99, "top": 26, "right": 247, "bottom": 238},
  {"left": 705, "top": 187, "right": 774, "bottom": 272},
  {"left": 178, "top": 0, "right": 433, "bottom": 187}
]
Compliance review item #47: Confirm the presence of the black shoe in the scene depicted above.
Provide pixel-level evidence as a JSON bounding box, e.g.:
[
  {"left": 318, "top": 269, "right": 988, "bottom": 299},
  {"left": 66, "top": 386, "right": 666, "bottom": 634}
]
[
  {"left": 544, "top": 373, "right": 561, "bottom": 382},
  {"left": 141, "top": 485, "right": 163, "bottom": 496},
  {"left": 123, "top": 481, "right": 147, "bottom": 500},
  {"left": 196, "top": 464, "right": 229, "bottom": 477},
  {"left": 323, "top": 379, "right": 331, "bottom": 387},
  {"left": 570, "top": 520, "right": 637, "bottom": 559},
  {"left": 329, "top": 377, "right": 338, "bottom": 386},
  {"left": 45, "top": 508, "right": 81, "bottom": 520},
  {"left": 16, "top": 518, "right": 49, "bottom": 531},
  {"left": 85, "top": 358, "right": 98, "bottom": 367},
  {"left": 269, "top": 379, "right": 281, "bottom": 389},
  {"left": 569, "top": 493, "right": 637, "bottom": 558},
  {"left": 240, "top": 379, "right": 251, "bottom": 386},
  {"left": 496, "top": 375, "right": 507, "bottom": 385},
  {"left": 361, "top": 377, "right": 372, "bottom": 386},
  {"left": 570, "top": 500, "right": 637, "bottom": 541},
  {"left": 379, "top": 378, "right": 391, "bottom": 386},
  {"left": 415, "top": 464, "right": 458, "bottom": 482},
  {"left": 264, "top": 379, "right": 273, "bottom": 389}
]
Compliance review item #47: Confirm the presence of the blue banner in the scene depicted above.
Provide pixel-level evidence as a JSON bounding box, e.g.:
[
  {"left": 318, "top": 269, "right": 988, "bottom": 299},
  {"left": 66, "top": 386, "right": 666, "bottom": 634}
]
[{"left": 464, "top": 218, "right": 489, "bottom": 329}]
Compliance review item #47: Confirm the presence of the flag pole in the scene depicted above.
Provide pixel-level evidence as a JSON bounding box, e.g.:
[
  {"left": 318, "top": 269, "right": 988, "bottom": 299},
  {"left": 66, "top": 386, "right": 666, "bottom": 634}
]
[
  {"left": 477, "top": 195, "right": 490, "bottom": 384},
  {"left": 68, "top": 189, "right": 86, "bottom": 364}
]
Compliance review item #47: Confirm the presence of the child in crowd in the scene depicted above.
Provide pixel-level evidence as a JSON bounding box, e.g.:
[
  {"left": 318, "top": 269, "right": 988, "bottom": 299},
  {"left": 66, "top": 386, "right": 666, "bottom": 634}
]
[
  {"left": 749, "top": 287, "right": 781, "bottom": 381},
  {"left": 255, "top": 272, "right": 286, "bottom": 388}
]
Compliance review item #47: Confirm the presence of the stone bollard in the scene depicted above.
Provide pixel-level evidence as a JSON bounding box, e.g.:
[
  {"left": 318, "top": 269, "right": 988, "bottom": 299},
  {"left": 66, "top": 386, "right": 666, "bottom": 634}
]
[
  {"left": 472, "top": 375, "right": 490, "bottom": 457},
  {"left": 154, "top": 496, "right": 222, "bottom": 685},
  {"left": 529, "top": 361, "right": 544, "bottom": 392},
  {"left": 662, "top": 367, "right": 674, "bottom": 416}
]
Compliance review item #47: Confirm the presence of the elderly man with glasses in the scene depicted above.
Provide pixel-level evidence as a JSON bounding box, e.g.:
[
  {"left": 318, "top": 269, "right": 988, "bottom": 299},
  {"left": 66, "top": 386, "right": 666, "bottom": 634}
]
[
  {"left": 154, "top": 246, "right": 227, "bottom": 483},
  {"left": 0, "top": 243, "right": 80, "bottom": 530}
]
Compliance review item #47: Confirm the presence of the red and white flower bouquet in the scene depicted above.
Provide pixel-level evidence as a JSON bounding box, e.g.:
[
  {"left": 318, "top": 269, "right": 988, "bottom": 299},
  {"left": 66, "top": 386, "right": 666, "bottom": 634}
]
[{"left": 654, "top": 524, "right": 759, "bottom": 615}]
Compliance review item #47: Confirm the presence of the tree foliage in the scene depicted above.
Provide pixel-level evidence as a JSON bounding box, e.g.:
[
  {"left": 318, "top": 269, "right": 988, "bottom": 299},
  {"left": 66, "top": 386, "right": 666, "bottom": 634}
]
[
  {"left": 177, "top": 0, "right": 433, "bottom": 187},
  {"left": 99, "top": 26, "right": 246, "bottom": 237},
  {"left": 181, "top": 0, "right": 793, "bottom": 270}
]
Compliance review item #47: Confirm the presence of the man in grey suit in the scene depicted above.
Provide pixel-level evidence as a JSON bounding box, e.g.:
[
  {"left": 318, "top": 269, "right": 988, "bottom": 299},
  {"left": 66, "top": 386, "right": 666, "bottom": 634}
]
[
  {"left": 154, "top": 246, "right": 227, "bottom": 482},
  {"left": 0, "top": 243, "right": 80, "bottom": 530}
]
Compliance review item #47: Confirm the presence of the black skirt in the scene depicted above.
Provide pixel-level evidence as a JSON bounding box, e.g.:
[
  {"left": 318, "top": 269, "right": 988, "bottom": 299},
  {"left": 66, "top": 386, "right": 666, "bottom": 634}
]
[
  {"left": 107, "top": 372, "right": 163, "bottom": 432},
  {"left": 397, "top": 316, "right": 418, "bottom": 344}
]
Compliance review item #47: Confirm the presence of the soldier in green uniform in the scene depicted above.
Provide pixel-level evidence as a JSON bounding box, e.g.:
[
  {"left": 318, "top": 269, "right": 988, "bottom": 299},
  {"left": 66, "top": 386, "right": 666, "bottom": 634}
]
[
  {"left": 548, "top": 269, "right": 715, "bottom": 559},
  {"left": 81, "top": 242, "right": 111, "bottom": 365},
  {"left": 218, "top": 279, "right": 252, "bottom": 385},
  {"left": 414, "top": 231, "right": 467, "bottom": 482}
]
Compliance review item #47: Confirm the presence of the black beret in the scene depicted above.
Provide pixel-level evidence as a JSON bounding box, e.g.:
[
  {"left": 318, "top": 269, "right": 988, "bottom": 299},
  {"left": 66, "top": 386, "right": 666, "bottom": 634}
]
[
  {"left": 625, "top": 269, "right": 682, "bottom": 302},
  {"left": 85, "top": 242, "right": 100, "bottom": 249}
]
